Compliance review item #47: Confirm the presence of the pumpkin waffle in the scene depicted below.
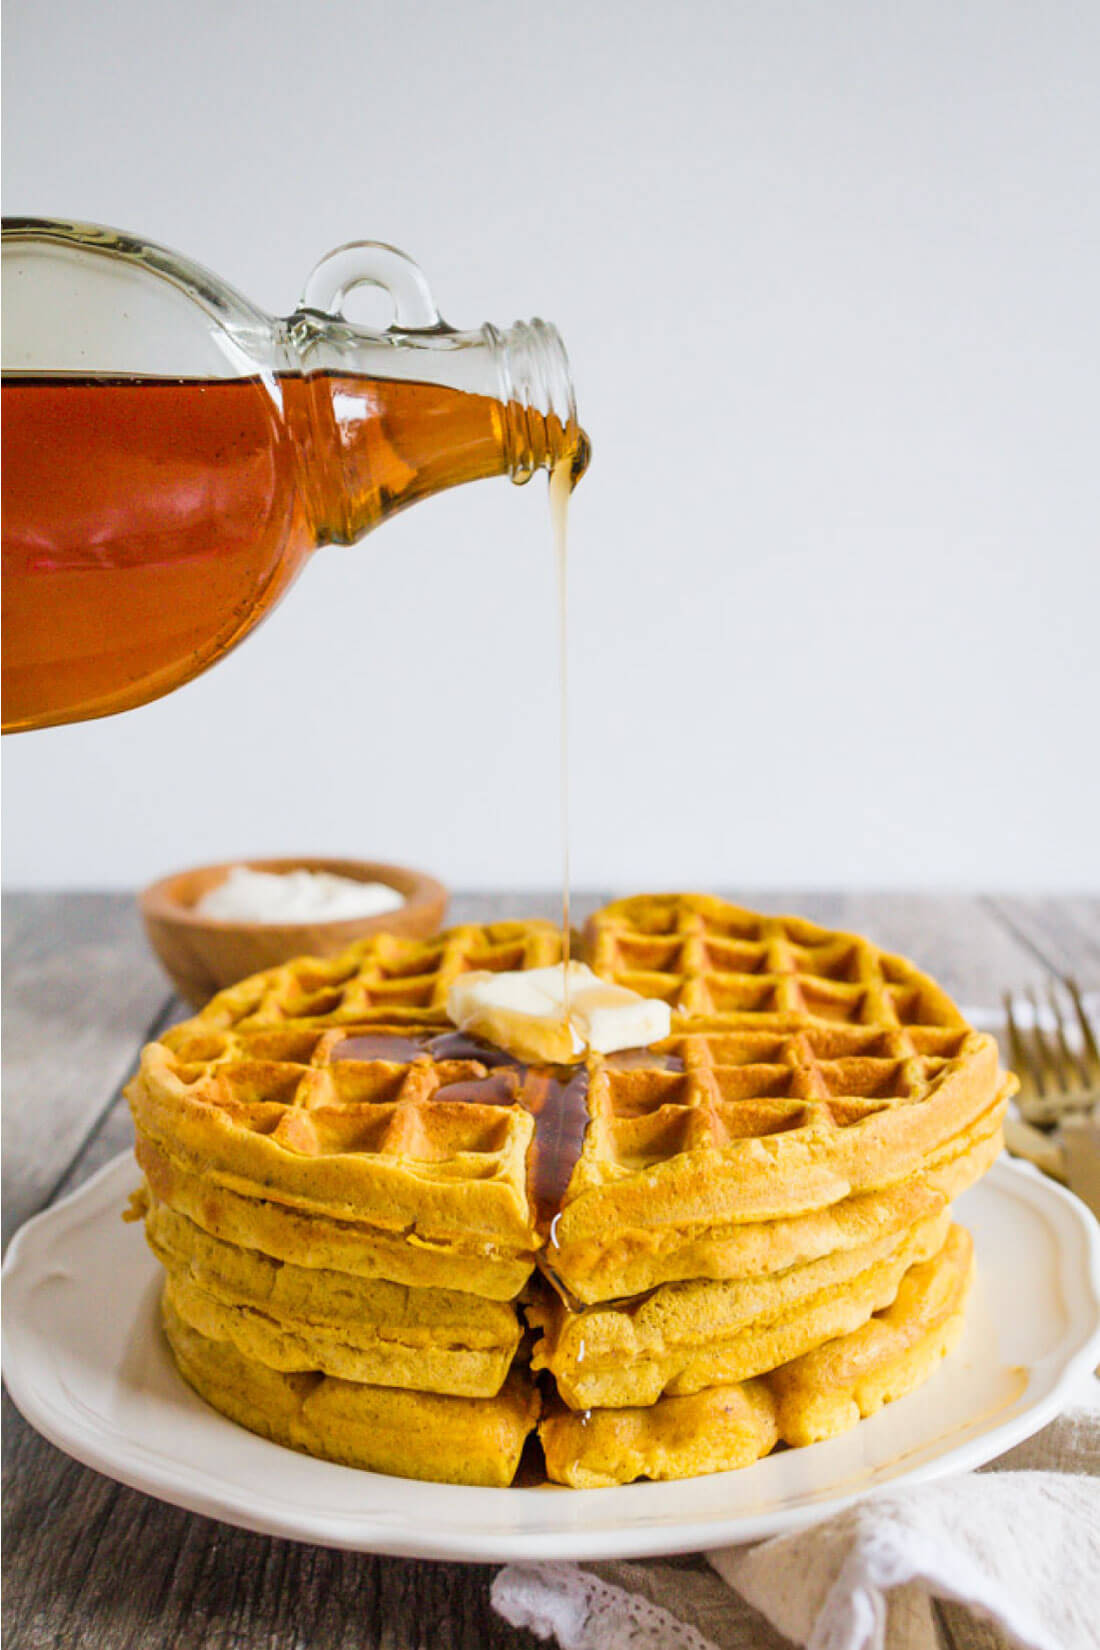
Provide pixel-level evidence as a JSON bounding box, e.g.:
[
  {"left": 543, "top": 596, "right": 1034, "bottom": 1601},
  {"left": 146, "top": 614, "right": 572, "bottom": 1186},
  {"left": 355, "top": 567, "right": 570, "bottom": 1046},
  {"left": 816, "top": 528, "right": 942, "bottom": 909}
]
[
  {"left": 161, "top": 1293, "right": 538, "bottom": 1488},
  {"left": 531, "top": 1206, "right": 951, "bottom": 1409},
  {"left": 128, "top": 899, "right": 1007, "bottom": 1289},
  {"left": 769, "top": 1222, "right": 975, "bottom": 1446},
  {"left": 540, "top": 1223, "right": 974, "bottom": 1487},
  {"left": 163, "top": 1223, "right": 973, "bottom": 1489},
  {"left": 129, "top": 921, "right": 568, "bottom": 1293},
  {"left": 541, "top": 1379, "right": 781, "bottom": 1490},
  {"left": 144, "top": 1195, "right": 522, "bottom": 1397}
]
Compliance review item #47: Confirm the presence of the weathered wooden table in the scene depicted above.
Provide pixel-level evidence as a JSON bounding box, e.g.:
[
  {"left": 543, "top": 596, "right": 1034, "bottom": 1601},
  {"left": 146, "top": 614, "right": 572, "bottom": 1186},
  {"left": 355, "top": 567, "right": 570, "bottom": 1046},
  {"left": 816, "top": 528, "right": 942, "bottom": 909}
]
[{"left": 4, "top": 890, "right": 1097, "bottom": 1650}]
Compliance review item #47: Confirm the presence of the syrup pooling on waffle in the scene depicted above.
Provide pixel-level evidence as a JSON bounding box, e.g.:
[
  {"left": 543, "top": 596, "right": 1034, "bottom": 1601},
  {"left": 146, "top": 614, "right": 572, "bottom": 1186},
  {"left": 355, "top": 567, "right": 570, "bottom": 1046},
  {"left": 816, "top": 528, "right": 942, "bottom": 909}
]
[{"left": 331, "top": 1029, "right": 590, "bottom": 1232}]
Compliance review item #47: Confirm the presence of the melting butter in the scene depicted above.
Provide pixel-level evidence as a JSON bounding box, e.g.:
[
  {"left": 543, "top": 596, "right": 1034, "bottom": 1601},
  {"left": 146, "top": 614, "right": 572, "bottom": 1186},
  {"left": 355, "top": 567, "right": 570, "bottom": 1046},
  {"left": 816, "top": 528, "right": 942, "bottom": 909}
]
[{"left": 446, "top": 963, "right": 671, "bottom": 1065}]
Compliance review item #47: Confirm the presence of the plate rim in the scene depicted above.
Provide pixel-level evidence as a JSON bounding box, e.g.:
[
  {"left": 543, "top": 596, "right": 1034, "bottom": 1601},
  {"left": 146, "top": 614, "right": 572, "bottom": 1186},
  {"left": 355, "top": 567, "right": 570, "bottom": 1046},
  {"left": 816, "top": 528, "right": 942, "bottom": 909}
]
[{"left": 4, "top": 1151, "right": 1100, "bottom": 1562}]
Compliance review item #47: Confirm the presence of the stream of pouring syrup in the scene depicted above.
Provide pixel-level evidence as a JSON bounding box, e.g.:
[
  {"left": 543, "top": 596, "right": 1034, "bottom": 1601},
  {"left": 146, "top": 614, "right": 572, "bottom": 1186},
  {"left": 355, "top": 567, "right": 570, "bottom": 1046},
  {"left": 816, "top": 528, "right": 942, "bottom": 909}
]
[{"left": 549, "top": 456, "right": 573, "bottom": 1009}]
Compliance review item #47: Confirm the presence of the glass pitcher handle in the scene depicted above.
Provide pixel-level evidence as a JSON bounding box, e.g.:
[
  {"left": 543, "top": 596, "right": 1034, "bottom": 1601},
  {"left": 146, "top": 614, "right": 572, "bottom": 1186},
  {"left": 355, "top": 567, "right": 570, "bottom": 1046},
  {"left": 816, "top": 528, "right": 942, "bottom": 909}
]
[{"left": 300, "top": 241, "right": 443, "bottom": 331}]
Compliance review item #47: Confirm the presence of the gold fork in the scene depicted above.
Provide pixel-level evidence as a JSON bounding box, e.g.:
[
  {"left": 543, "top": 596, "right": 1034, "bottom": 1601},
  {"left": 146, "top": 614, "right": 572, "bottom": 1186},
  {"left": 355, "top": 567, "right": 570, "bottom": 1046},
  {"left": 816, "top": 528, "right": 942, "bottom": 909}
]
[
  {"left": 1002, "top": 979, "right": 1100, "bottom": 1199},
  {"left": 1003, "top": 978, "right": 1100, "bottom": 1127}
]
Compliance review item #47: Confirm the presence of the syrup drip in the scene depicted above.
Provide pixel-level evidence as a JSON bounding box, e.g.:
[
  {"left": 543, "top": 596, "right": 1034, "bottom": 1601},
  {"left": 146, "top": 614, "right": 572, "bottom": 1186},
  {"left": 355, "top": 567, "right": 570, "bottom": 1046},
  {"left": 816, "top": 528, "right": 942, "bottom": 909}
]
[
  {"left": 519, "top": 1067, "right": 590, "bottom": 1231},
  {"left": 431, "top": 1063, "right": 590, "bottom": 1229},
  {"left": 332, "top": 1030, "right": 515, "bottom": 1066},
  {"left": 330, "top": 448, "right": 587, "bottom": 1229}
]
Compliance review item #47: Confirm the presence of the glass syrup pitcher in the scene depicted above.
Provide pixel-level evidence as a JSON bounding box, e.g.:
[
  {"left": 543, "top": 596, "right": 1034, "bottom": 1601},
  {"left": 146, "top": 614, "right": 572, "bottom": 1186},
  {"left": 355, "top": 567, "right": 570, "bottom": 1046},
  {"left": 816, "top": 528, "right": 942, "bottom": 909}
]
[{"left": 1, "top": 218, "right": 588, "bottom": 733}]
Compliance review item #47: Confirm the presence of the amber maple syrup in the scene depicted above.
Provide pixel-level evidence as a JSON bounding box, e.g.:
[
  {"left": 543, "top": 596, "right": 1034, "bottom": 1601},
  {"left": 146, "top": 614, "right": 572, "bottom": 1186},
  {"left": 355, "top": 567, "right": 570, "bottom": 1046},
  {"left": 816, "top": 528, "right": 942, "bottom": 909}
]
[{"left": 1, "top": 371, "right": 584, "bottom": 732}]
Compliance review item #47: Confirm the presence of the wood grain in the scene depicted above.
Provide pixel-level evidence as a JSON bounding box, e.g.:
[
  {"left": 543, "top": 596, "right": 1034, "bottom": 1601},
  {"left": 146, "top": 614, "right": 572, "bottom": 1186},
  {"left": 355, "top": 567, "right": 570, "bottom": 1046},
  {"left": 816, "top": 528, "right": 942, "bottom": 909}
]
[
  {"left": 984, "top": 894, "right": 1100, "bottom": 983},
  {"left": 2, "top": 1393, "right": 540, "bottom": 1650},
  {"left": 4, "top": 889, "right": 1093, "bottom": 1650},
  {"left": 1, "top": 893, "right": 173, "bottom": 1246}
]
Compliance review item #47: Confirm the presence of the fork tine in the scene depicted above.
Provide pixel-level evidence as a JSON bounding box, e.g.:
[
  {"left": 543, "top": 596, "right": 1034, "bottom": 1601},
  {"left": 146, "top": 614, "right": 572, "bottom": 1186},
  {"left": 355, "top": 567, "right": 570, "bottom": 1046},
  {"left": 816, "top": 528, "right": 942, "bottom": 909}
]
[
  {"left": 1066, "top": 978, "right": 1100, "bottom": 1081},
  {"left": 1004, "top": 991, "right": 1041, "bottom": 1102},
  {"left": 1027, "top": 984, "right": 1067, "bottom": 1094},
  {"left": 1046, "top": 982, "right": 1081, "bottom": 1090}
]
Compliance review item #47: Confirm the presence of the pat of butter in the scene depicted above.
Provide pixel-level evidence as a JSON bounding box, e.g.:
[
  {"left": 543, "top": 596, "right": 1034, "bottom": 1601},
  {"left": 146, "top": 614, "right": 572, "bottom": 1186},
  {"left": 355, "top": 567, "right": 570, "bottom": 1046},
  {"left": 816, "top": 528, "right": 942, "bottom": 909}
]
[{"left": 447, "top": 963, "right": 671, "bottom": 1065}]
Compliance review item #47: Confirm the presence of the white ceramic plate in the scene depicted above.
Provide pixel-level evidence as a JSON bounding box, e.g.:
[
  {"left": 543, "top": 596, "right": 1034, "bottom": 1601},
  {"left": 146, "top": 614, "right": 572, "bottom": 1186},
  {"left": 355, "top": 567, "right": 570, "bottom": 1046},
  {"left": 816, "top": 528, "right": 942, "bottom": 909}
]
[{"left": 4, "top": 1153, "right": 1100, "bottom": 1561}]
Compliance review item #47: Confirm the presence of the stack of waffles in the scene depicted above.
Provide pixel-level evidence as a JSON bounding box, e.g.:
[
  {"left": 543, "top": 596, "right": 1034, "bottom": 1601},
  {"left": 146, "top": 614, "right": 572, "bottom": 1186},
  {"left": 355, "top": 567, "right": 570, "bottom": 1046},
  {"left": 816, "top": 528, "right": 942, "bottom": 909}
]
[{"left": 126, "top": 895, "right": 1012, "bottom": 1488}]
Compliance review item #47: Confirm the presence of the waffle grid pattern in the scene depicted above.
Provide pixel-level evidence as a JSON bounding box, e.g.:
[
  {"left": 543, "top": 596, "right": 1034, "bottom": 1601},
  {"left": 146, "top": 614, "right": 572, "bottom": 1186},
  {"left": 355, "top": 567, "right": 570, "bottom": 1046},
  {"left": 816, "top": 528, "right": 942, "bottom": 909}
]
[
  {"left": 588, "top": 1027, "right": 974, "bottom": 1171},
  {"left": 197, "top": 921, "right": 563, "bottom": 1030},
  {"left": 576, "top": 896, "right": 991, "bottom": 1184},
  {"left": 587, "top": 895, "right": 965, "bottom": 1028},
  {"left": 153, "top": 1023, "right": 531, "bottom": 1172}
]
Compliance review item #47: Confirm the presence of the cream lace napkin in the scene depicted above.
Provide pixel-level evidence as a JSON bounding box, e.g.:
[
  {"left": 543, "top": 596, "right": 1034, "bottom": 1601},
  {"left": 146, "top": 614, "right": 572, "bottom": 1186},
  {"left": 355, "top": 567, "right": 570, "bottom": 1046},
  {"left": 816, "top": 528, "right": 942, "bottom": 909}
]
[{"left": 492, "top": 1381, "right": 1100, "bottom": 1650}]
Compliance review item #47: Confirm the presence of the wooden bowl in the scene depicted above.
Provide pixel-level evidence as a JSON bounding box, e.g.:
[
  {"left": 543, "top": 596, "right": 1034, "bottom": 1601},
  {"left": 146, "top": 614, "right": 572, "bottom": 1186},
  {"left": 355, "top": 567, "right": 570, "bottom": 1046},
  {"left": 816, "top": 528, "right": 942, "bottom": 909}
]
[{"left": 139, "top": 857, "right": 449, "bottom": 1009}]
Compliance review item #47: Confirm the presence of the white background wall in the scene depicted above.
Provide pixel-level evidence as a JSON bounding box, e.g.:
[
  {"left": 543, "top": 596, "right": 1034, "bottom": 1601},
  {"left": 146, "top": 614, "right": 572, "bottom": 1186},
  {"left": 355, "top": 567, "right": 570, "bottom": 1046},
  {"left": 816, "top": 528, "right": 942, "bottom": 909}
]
[{"left": 4, "top": 0, "right": 1098, "bottom": 892}]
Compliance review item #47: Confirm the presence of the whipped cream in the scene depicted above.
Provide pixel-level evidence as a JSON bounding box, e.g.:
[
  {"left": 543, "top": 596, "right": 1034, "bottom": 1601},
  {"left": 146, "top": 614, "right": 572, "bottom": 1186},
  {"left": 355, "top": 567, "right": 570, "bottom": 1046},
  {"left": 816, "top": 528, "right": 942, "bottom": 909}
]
[
  {"left": 194, "top": 866, "right": 405, "bottom": 925},
  {"left": 447, "top": 962, "right": 671, "bottom": 1064}
]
